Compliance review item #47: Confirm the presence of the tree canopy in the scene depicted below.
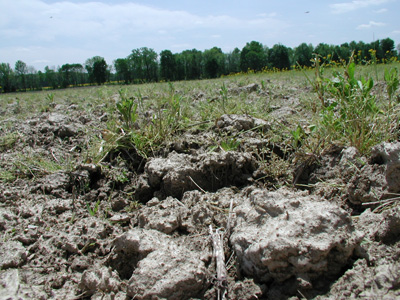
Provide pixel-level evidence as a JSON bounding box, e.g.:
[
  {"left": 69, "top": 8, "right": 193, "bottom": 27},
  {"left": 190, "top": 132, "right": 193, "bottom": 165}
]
[
  {"left": 240, "top": 41, "right": 267, "bottom": 72},
  {"left": 1, "top": 37, "right": 398, "bottom": 93},
  {"left": 85, "top": 56, "right": 108, "bottom": 85}
]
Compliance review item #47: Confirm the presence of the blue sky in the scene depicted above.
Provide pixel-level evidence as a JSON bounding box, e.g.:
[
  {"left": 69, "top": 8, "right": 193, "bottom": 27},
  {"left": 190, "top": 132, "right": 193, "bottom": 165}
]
[{"left": 1, "top": 0, "right": 399, "bottom": 71}]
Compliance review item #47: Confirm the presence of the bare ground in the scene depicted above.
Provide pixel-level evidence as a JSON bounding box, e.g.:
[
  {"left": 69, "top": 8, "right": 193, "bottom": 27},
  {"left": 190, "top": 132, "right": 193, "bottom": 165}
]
[{"left": 1, "top": 83, "right": 400, "bottom": 300}]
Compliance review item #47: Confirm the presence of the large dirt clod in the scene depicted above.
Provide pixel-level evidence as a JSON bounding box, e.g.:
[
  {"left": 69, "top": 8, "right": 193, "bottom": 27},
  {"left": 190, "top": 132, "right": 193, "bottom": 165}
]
[
  {"left": 145, "top": 151, "right": 256, "bottom": 199},
  {"left": 231, "top": 187, "right": 363, "bottom": 284},
  {"left": 127, "top": 244, "right": 207, "bottom": 299},
  {"left": 109, "top": 228, "right": 208, "bottom": 299}
]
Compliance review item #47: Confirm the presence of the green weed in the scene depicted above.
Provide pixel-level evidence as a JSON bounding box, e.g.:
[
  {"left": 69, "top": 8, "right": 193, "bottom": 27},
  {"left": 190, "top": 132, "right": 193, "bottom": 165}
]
[
  {"left": 87, "top": 199, "right": 100, "bottom": 216},
  {"left": 218, "top": 82, "right": 229, "bottom": 113},
  {"left": 298, "top": 54, "right": 329, "bottom": 111},
  {"left": 320, "top": 59, "right": 382, "bottom": 152},
  {"left": 209, "top": 137, "right": 241, "bottom": 152},
  {"left": 127, "top": 200, "right": 142, "bottom": 211},
  {"left": 105, "top": 84, "right": 191, "bottom": 159},
  {"left": 290, "top": 125, "right": 307, "bottom": 149},
  {"left": 384, "top": 67, "right": 399, "bottom": 109},
  {"left": 299, "top": 55, "right": 396, "bottom": 154},
  {"left": 46, "top": 93, "right": 55, "bottom": 102},
  {"left": 116, "top": 89, "right": 138, "bottom": 130}
]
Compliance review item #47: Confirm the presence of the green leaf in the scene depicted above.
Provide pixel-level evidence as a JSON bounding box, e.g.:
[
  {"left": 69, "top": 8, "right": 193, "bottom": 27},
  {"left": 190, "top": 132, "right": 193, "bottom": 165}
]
[{"left": 347, "top": 62, "right": 355, "bottom": 80}]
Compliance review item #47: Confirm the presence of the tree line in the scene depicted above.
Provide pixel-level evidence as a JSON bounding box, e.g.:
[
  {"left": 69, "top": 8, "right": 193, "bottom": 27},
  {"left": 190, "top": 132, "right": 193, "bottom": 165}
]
[{"left": 0, "top": 37, "right": 398, "bottom": 93}]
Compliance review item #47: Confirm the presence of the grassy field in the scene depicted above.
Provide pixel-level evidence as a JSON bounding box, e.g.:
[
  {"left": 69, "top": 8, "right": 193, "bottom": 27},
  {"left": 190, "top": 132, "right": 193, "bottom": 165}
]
[{"left": 1, "top": 60, "right": 399, "bottom": 184}]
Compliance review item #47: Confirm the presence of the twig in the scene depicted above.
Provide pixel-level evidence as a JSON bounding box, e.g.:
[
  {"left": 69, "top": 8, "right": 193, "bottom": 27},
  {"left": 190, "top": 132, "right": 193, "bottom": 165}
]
[
  {"left": 226, "top": 199, "right": 234, "bottom": 237},
  {"left": 173, "top": 197, "right": 186, "bottom": 207},
  {"left": 226, "top": 251, "right": 235, "bottom": 271},
  {"left": 209, "top": 225, "right": 228, "bottom": 300},
  {"left": 73, "top": 291, "right": 90, "bottom": 299},
  {"left": 188, "top": 232, "right": 209, "bottom": 238},
  {"left": 362, "top": 197, "right": 400, "bottom": 206},
  {"left": 189, "top": 176, "right": 206, "bottom": 194},
  {"left": 298, "top": 289, "right": 308, "bottom": 300},
  {"left": 373, "top": 201, "right": 397, "bottom": 213},
  {"left": 50, "top": 148, "right": 59, "bottom": 162}
]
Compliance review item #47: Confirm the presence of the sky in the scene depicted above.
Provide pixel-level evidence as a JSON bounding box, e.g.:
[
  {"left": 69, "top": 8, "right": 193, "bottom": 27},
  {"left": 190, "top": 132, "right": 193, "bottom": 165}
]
[{"left": 1, "top": 0, "right": 399, "bottom": 71}]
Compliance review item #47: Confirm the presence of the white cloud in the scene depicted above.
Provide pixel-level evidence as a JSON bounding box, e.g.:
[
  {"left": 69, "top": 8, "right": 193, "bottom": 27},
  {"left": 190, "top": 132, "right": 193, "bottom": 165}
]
[
  {"left": 0, "top": 0, "right": 291, "bottom": 69},
  {"left": 330, "top": 0, "right": 390, "bottom": 14},
  {"left": 374, "top": 8, "right": 388, "bottom": 13},
  {"left": 1, "top": 0, "right": 286, "bottom": 44},
  {"left": 356, "top": 21, "right": 386, "bottom": 29}
]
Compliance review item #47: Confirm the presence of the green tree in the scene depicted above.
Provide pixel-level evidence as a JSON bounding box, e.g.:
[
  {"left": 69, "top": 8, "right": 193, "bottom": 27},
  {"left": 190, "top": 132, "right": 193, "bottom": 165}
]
[
  {"left": 370, "top": 40, "right": 384, "bottom": 60},
  {"left": 128, "top": 49, "right": 143, "bottom": 82},
  {"left": 0, "top": 63, "right": 15, "bottom": 93},
  {"left": 114, "top": 58, "right": 132, "bottom": 84},
  {"left": 160, "top": 50, "right": 177, "bottom": 81},
  {"left": 225, "top": 48, "right": 241, "bottom": 74},
  {"left": 71, "top": 64, "right": 85, "bottom": 86},
  {"left": 93, "top": 59, "right": 108, "bottom": 85},
  {"left": 175, "top": 49, "right": 203, "bottom": 80},
  {"left": 240, "top": 41, "right": 266, "bottom": 72},
  {"left": 141, "top": 47, "right": 158, "bottom": 82},
  {"left": 45, "top": 66, "right": 59, "bottom": 89},
  {"left": 60, "top": 64, "right": 72, "bottom": 88},
  {"left": 294, "top": 43, "right": 313, "bottom": 67},
  {"left": 349, "top": 41, "right": 374, "bottom": 63},
  {"left": 268, "top": 44, "right": 291, "bottom": 70},
  {"left": 203, "top": 47, "right": 225, "bottom": 78},
  {"left": 128, "top": 47, "right": 158, "bottom": 82},
  {"left": 175, "top": 54, "right": 185, "bottom": 80},
  {"left": 37, "top": 71, "right": 45, "bottom": 90},
  {"left": 15, "top": 60, "right": 27, "bottom": 91},
  {"left": 334, "top": 43, "right": 351, "bottom": 62},
  {"left": 381, "top": 37, "right": 395, "bottom": 60},
  {"left": 314, "top": 43, "right": 334, "bottom": 62},
  {"left": 85, "top": 56, "right": 107, "bottom": 84},
  {"left": 26, "top": 66, "right": 38, "bottom": 91},
  {"left": 59, "top": 63, "right": 85, "bottom": 88}
]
